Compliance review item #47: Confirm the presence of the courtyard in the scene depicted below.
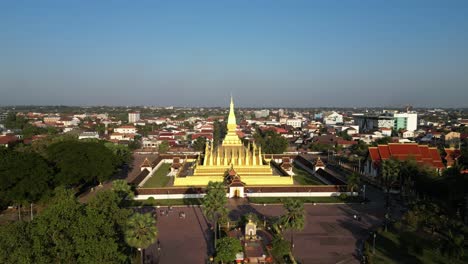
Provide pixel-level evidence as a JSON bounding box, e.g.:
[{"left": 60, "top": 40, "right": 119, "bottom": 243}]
[{"left": 140, "top": 197, "right": 384, "bottom": 264}]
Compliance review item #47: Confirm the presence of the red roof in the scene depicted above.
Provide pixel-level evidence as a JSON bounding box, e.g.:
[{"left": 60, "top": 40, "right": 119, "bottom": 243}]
[
  {"left": 0, "top": 135, "right": 18, "bottom": 145},
  {"left": 368, "top": 143, "right": 444, "bottom": 169}
]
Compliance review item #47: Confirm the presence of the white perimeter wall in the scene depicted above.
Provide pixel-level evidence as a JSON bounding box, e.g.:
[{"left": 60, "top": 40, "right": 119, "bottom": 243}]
[{"left": 134, "top": 191, "right": 357, "bottom": 200}]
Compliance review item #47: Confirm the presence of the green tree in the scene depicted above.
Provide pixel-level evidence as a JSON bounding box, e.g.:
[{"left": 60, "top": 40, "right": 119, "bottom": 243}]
[
  {"left": 0, "top": 149, "right": 53, "bottom": 219},
  {"left": 255, "top": 129, "right": 288, "bottom": 154},
  {"left": 440, "top": 230, "right": 465, "bottom": 260},
  {"left": 0, "top": 221, "right": 33, "bottom": 263},
  {"left": 192, "top": 136, "right": 207, "bottom": 151},
  {"left": 373, "top": 136, "right": 392, "bottom": 146},
  {"left": 349, "top": 140, "right": 368, "bottom": 157},
  {"left": 112, "top": 179, "right": 135, "bottom": 201},
  {"left": 158, "top": 140, "right": 170, "bottom": 153},
  {"left": 215, "top": 237, "right": 242, "bottom": 264},
  {"left": 271, "top": 235, "right": 291, "bottom": 262},
  {"left": 347, "top": 172, "right": 361, "bottom": 193},
  {"left": 4, "top": 112, "right": 28, "bottom": 129},
  {"left": 381, "top": 158, "right": 400, "bottom": 208},
  {"left": 202, "top": 181, "right": 228, "bottom": 248},
  {"left": 104, "top": 142, "right": 132, "bottom": 166},
  {"left": 280, "top": 198, "right": 305, "bottom": 250},
  {"left": 125, "top": 213, "right": 158, "bottom": 262},
  {"left": 309, "top": 143, "right": 333, "bottom": 152},
  {"left": 30, "top": 188, "right": 127, "bottom": 263},
  {"left": 46, "top": 140, "right": 117, "bottom": 186}
]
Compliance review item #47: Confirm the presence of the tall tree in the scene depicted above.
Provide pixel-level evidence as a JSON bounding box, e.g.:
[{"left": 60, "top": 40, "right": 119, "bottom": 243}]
[
  {"left": 192, "top": 136, "right": 207, "bottom": 151},
  {"left": 255, "top": 129, "right": 288, "bottom": 154},
  {"left": 0, "top": 149, "right": 53, "bottom": 219},
  {"left": 381, "top": 159, "right": 400, "bottom": 208},
  {"left": 46, "top": 140, "right": 117, "bottom": 186},
  {"left": 112, "top": 179, "right": 135, "bottom": 201},
  {"left": 280, "top": 198, "right": 305, "bottom": 250},
  {"left": 202, "top": 181, "right": 228, "bottom": 249},
  {"left": 158, "top": 140, "right": 170, "bottom": 154},
  {"left": 215, "top": 237, "right": 242, "bottom": 263},
  {"left": 347, "top": 172, "right": 361, "bottom": 194},
  {"left": 30, "top": 188, "right": 127, "bottom": 263},
  {"left": 124, "top": 213, "right": 158, "bottom": 263}
]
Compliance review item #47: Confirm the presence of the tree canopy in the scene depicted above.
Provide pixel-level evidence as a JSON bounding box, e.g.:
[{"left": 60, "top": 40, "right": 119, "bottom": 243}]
[
  {"left": 46, "top": 140, "right": 117, "bottom": 186},
  {"left": 215, "top": 237, "right": 242, "bottom": 263},
  {"left": 254, "top": 129, "right": 288, "bottom": 154},
  {"left": 0, "top": 188, "right": 131, "bottom": 263},
  {"left": 0, "top": 149, "right": 53, "bottom": 205}
]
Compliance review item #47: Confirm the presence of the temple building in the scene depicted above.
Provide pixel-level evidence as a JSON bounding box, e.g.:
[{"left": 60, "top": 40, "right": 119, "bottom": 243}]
[{"left": 173, "top": 97, "right": 293, "bottom": 186}]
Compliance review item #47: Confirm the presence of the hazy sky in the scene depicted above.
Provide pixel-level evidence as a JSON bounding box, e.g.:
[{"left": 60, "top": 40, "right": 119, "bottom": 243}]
[{"left": 1, "top": 0, "right": 467, "bottom": 108}]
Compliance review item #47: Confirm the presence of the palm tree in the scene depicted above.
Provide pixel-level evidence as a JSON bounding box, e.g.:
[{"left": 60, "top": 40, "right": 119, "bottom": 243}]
[
  {"left": 112, "top": 179, "right": 134, "bottom": 200},
  {"left": 202, "top": 181, "right": 228, "bottom": 249},
  {"left": 347, "top": 172, "right": 361, "bottom": 194},
  {"left": 440, "top": 230, "right": 465, "bottom": 259},
  {"left": 381, "top": 159, "right": 400, "bottom": 208},
  {"left": 125, "top": 213, "right": 158, "bottom": 264},
  {"left": 280, "top": 198, "right": 305, "bottom": 251}
]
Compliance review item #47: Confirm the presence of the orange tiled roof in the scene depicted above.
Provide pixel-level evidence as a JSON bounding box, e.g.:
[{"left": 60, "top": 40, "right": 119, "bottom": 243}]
[{"left": 368, "top": 143, "right": 444, "bottom": 169}]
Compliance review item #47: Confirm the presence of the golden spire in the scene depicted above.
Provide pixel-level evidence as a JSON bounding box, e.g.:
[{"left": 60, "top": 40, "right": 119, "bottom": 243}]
[
  {"left": 227, "top": 95, "right": 236, "bottom": 132},
  {"left": 222, "top": 95, "right": 243, "bottom": 146}
]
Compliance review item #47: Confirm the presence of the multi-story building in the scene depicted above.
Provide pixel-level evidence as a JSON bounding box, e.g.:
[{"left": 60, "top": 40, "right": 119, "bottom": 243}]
[
  {"left": 286, "top": 118, "right": 302, "bottom": 128},
  {"left": 323, "top": 111, "right": 343, "bottom": 125},
  {"left": 128, "top": 112, "right": 140, "bottom": 123},
  {"left": 114, "top": 125, "right": 137, "bottom": 134},
  {"left": 353, "top": 114, "right": 394, "bottom": 132},
  {"left": 254, "top": 109, "right": 269, "bottom": 118},
  {"left": 393, "top": 112, "right": 417, "bottom": 132}
]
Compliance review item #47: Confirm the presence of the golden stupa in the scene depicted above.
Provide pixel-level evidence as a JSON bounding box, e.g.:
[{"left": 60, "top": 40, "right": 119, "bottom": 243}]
[{"left": 173, "top": 97, "right": 293, "bottom": 186}]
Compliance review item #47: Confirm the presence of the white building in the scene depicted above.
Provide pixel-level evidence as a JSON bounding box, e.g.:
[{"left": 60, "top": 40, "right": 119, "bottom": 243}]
[
  {"left": 286, "top": 119, "right": 302, "bottom": 128},
  {"left": 324, "top": 112, "right": 343, "bottom": 125},
  {"left": 78, "top": 132, "right": 100, "bottom": 140},
  {"left": 393, "top": 112, "right": 417, "bottom": 132},
  {"left": 114, "top": 125, "right": 137, "bottom": 134},
  {"left": 128, "top": 112, "right": 140, "bottom": 123},
  {"left": 254, "top": 109, "right": 270, "bottom": 118}
]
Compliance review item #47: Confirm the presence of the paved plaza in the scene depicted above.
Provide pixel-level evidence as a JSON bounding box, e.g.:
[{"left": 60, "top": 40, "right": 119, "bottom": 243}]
[{"left": 142, "top": 196, "right": 385, "bottom": 264}]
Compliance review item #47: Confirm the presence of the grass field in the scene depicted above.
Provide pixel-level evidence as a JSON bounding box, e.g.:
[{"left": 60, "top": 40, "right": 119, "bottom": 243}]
[
  {"left": 292, "top": 165, "right": 324, "bottom": 185},
  {"left": 368, "top": 227, "right": 468, "bottom": 264},
  {"left": 142, "top": 163, "right": 172, "bottom": 188},
  {"left": 248, "top": 196, "right": 363, "bottom": 204},
  {"left": 132, "top": 198, "right": 202, "bottom": 206}
]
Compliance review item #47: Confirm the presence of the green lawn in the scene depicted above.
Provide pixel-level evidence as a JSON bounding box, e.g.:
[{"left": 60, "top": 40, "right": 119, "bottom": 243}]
[
  {"left": 368, "top": 227, "right": 468, "bottom": 264},
  {"left": 292, "top": 165, "right": 324, "bottom": 185},
  {"left": 248, "top": 196, "right": 363, "bottom": 204},
  {"left": 142, "top": 163, "right": 172, "bottom": 187},
  {"left": 131, "top": 198, "right": 202, "bottom": 206}
]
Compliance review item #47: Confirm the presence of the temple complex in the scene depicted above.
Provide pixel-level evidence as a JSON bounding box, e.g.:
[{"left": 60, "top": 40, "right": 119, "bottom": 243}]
[{"left": 173, "top": 97, "right": 293, "bottom": 186}]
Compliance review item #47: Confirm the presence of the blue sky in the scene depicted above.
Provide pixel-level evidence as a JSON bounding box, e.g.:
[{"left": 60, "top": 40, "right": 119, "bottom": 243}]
[{"left": 0, "top": 0, "right": 467, "bottom": 107}]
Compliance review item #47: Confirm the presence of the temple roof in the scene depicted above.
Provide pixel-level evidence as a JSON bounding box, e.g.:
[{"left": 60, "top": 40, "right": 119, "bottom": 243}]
[
  {"left": 368, "top": 143, "right": 444, "bottom": 169},
  {"left": 141, "top": 158, "right": 151, "bottom": 168},
  {"left": 315, "top": 157, "right": 325, "bottom": 167}
]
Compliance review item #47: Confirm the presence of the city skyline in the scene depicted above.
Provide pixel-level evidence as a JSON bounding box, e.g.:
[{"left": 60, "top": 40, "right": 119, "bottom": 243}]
[{"left": 1, "top": 1, "right": 467, "bottom": 107}]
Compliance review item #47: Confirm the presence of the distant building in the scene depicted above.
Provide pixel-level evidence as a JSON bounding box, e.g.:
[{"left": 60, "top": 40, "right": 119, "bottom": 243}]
[
  {"left": 353, "top": 115, "right": 394, "bottom": 132},
  {"left": 323, "top": 111, "right": 343, "bottom": 125},
  {"left": 129, "top": 112, "right": 140, "bottom": 123},
  {"left": 114, "top": 125, "right": 137, "bottom": 134},
  {"left": 286, "top": 118, "right": 302, "bottom": 128},
  {"left": 0, "top": 113, "right": 7, "bottom": 123},
  {"left": 393, "top": 112, "right": 417, "bottom": 132},
  {"left": 254, "top": 109, "right": 270, "bottom": 118},
  {"left": 78, "top": 131, "right": 100, "bottom": 140}
]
